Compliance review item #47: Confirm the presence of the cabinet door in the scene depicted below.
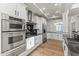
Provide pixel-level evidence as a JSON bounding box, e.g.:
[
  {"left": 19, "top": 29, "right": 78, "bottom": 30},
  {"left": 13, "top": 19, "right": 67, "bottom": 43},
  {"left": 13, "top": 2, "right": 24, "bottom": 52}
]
[
  {"left": 36, "top": 17, "right": 42, "bottom": 33},
  {"left": 58, "top": 34, "right": 63, "bottom": 41},
  {"left": 0, "top": 3, "right": 16, "bottom": 16},
  {"left": 47, "top": 33, "right": 52, "bottom": 39},
  {"left": 64, "top": 44, "right": 68, "bottom": 56},
  {"left": 35, "top": 35, "right": 42, "bottom": 44},
  {"left": 35, "top": 36, "right": 40, "bottom": 44},
  {"left": 26, "top": 37, "right": 35, "bottom": 50},
  {"left": 16, "top": 4, "right": 27, "bottom": 20},
  {"left": 39, "top": 35, "right": 43, "bottom": 43},
  {"left": 35, "top": 36, "right": 38, "bottom": 44}
]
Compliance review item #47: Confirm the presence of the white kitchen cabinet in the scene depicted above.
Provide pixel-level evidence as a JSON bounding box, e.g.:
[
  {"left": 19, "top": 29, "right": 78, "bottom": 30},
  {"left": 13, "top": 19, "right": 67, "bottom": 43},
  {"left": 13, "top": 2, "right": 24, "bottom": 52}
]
[
  {"left": 47, "top": 33, "right": 53, "bottom": 39},
  {"left": 16, "top": 4, "right": 27, "bottom": 19},
  {"left": 39, "top": 35, "right": 42, "bottom": 42},
  {"left": 64, "top": 43, "right": 68, "bottom": 56},
  {"left": 36, "top": 16, "right": 42, "bottom": 34},
  {"left": 25, "top": 35, "right": 42, "bottom": 55},
  {"left": 47, "top": 33, "right": 63, "bottom": 41},
  {"left": 1, "top": 44, "right": 25, "bottom": 56},
  {"left": 52, "top": 33, "right": 58, "bottom": 39},
  {"left": 0, "top": 3, "right": 16, "bottom": 16},
  {"left": 34, "top": 36, "right": 38, "bottom": 44},
  {"left": 32, "top": 14, "right": 37, "bottom": 23},
  {"left": 58, "top": 34, "right": 63, "bottom": 41},
  {"left": 53, "top": 33, "right": 62, "bottom": 40},
  {"left": 26, "top": 37, "right": 35, "bottom": 50},
  {"left": 62, "top": 39, "right": 68, "bottom": 56},
  {"left": 47, "top": 33, "right": 58, "bottom": 39},
  {"left": 35, "top": 35, "right": 42, "bottom": 44},
  {"left": 25, "top": 35, "right": 42, "bottom": 56},
  {"left": 0, "top": 3, "right": 27, "bottom": 20}
]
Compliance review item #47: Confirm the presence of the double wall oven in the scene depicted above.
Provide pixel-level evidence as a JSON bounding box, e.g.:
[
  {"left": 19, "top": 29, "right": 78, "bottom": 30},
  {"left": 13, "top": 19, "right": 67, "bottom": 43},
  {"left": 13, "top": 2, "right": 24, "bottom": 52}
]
[{"left": 1, "top": 13, "right": 25, "bottom": 54}]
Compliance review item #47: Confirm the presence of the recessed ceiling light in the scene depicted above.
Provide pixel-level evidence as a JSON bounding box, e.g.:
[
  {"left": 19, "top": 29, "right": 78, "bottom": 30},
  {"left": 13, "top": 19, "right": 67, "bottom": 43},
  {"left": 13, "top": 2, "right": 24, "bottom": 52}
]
[
  {"left": 54, "top": 3, "right": 58, "bottom": 6},
  {"left": 43, "top": 8, "right": 46, "bottom": 10},
  {"left": 56, "top": 11, "right": 59, "bottom": 13},
  {"left": 54, "top": 3, "right": 61, "bottom": 6}
]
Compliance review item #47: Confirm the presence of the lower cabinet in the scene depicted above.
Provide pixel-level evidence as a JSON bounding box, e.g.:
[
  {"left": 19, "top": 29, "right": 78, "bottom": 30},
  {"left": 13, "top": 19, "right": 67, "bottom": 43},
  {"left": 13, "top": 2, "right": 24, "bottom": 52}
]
[
  {"left": 26, "top": 37, "right": 35, "bottom": 50},
  {"left": 47, "top": 33, "right": 63, "bottom": 41},
  {"left": 64, "top": 44, "right": 68, "bottom": 56},
  {"left": 35, "top": 35, "right": 42, "bottom": 45},
  {"left": 1, "top": 44, "right": 25, "bottom": 56},
  {"left": 47, "top": 33, "right": 58, "bottom": 39},
  {"left": 25, "top": 35, "right": 42, "bottom": 55},
  {"left": 47, "top": 33, "right": 53, "bottom": 39}
]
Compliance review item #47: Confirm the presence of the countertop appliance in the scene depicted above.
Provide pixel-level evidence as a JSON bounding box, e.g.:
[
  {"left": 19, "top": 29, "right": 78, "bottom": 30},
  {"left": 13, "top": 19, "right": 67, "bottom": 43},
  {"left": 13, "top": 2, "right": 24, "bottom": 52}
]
[{"left": 26, "top": 22, "right": 37, "bottom": 37}]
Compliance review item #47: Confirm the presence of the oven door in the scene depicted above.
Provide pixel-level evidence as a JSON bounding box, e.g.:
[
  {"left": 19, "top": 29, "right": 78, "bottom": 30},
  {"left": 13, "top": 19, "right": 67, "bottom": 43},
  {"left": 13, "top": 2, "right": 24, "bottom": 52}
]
[
  {"left": 1, "top": 31, "right": 25, "bottom": 53},
  {"left": 2, "top": 20, "right": 24, "bottom": 31}
]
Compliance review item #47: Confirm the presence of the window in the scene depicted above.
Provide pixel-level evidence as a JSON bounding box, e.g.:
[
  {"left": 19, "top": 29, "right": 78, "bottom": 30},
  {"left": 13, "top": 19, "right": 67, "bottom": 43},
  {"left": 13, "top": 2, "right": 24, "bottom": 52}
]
[{"left": 54, "top": 22, "right": 63, "bottom": 32}]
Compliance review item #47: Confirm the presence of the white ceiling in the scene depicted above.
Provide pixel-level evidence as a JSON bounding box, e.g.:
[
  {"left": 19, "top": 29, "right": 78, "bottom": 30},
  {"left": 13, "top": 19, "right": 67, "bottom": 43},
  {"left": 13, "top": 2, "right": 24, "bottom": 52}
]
[
  {"left": 69, "top": 4, "right": 79, "bottom": 16},
  {"left": 25, "top": 3, "right": 79, "bottom": 20}
]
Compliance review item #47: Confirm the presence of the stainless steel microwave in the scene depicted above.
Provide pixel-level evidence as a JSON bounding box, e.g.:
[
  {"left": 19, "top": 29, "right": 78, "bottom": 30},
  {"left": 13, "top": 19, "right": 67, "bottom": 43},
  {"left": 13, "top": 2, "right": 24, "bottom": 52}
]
[{"left": 1, "top": 13, "right": 25, "bottom": 31}]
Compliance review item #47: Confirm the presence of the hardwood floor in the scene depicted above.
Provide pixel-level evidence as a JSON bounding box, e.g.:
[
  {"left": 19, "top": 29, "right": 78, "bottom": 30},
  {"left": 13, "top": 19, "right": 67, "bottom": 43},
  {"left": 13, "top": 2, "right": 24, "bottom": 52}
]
[{"left": 29, "top": 39, "right": 64, "bottom": 56}]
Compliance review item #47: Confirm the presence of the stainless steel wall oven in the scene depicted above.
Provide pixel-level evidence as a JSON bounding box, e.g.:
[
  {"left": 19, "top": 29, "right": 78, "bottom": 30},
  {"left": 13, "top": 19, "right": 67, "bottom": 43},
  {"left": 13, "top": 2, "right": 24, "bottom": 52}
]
[
  {"left": 1, "top": 13, "right": 25, "bottom": 31},
  {"left": 1, "top": 13, "right": 25, "bottom": 54}
]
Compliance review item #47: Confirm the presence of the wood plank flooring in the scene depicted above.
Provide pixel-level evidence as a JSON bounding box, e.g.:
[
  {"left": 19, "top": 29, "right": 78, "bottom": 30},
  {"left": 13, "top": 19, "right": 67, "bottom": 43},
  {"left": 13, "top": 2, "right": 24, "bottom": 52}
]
[{"left": 29, "top": 39, "right": 64, "bottom": 56}]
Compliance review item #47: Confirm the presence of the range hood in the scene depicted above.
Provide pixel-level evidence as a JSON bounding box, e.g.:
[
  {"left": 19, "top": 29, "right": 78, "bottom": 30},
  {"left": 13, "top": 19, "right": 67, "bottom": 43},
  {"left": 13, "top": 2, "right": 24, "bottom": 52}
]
[
  {"left": 27, "top": 10, "right": 32, "bottom": 22},
  {"left": 27, "top": 10, "right": 36, "bottom": 24}
]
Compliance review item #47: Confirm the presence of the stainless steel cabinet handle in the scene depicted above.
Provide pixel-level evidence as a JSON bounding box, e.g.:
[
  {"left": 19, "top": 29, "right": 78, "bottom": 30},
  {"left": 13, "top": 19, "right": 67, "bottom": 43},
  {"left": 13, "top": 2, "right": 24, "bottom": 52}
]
[{"left": 15, "top": 10, "right": 16, "bottom": 15}]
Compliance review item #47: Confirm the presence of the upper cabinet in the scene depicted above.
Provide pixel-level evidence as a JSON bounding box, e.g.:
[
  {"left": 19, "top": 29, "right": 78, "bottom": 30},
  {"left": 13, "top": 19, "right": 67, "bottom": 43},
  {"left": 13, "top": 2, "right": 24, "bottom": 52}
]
[
  {"left": 0, "top": 3, "right": 16, "bottom": 16},
  {"left": 16, "top": 4, "right": 27, "bottom": 20},
  {"left": 0, "top": 3, "right": 27, "bottom": 20}
]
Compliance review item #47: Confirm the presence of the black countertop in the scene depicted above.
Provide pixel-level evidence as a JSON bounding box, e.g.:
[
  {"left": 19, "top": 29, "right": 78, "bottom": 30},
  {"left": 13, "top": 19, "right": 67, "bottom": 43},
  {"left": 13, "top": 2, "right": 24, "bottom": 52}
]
[
  {"left": 25, "top": 33, "right": 46, "bottom": 38},
  {"left": 67, "top": 38, "right": 79, "bottom": 44},
  {"left": 66, "top": 38, "right": 79, "bottom": 56}
]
